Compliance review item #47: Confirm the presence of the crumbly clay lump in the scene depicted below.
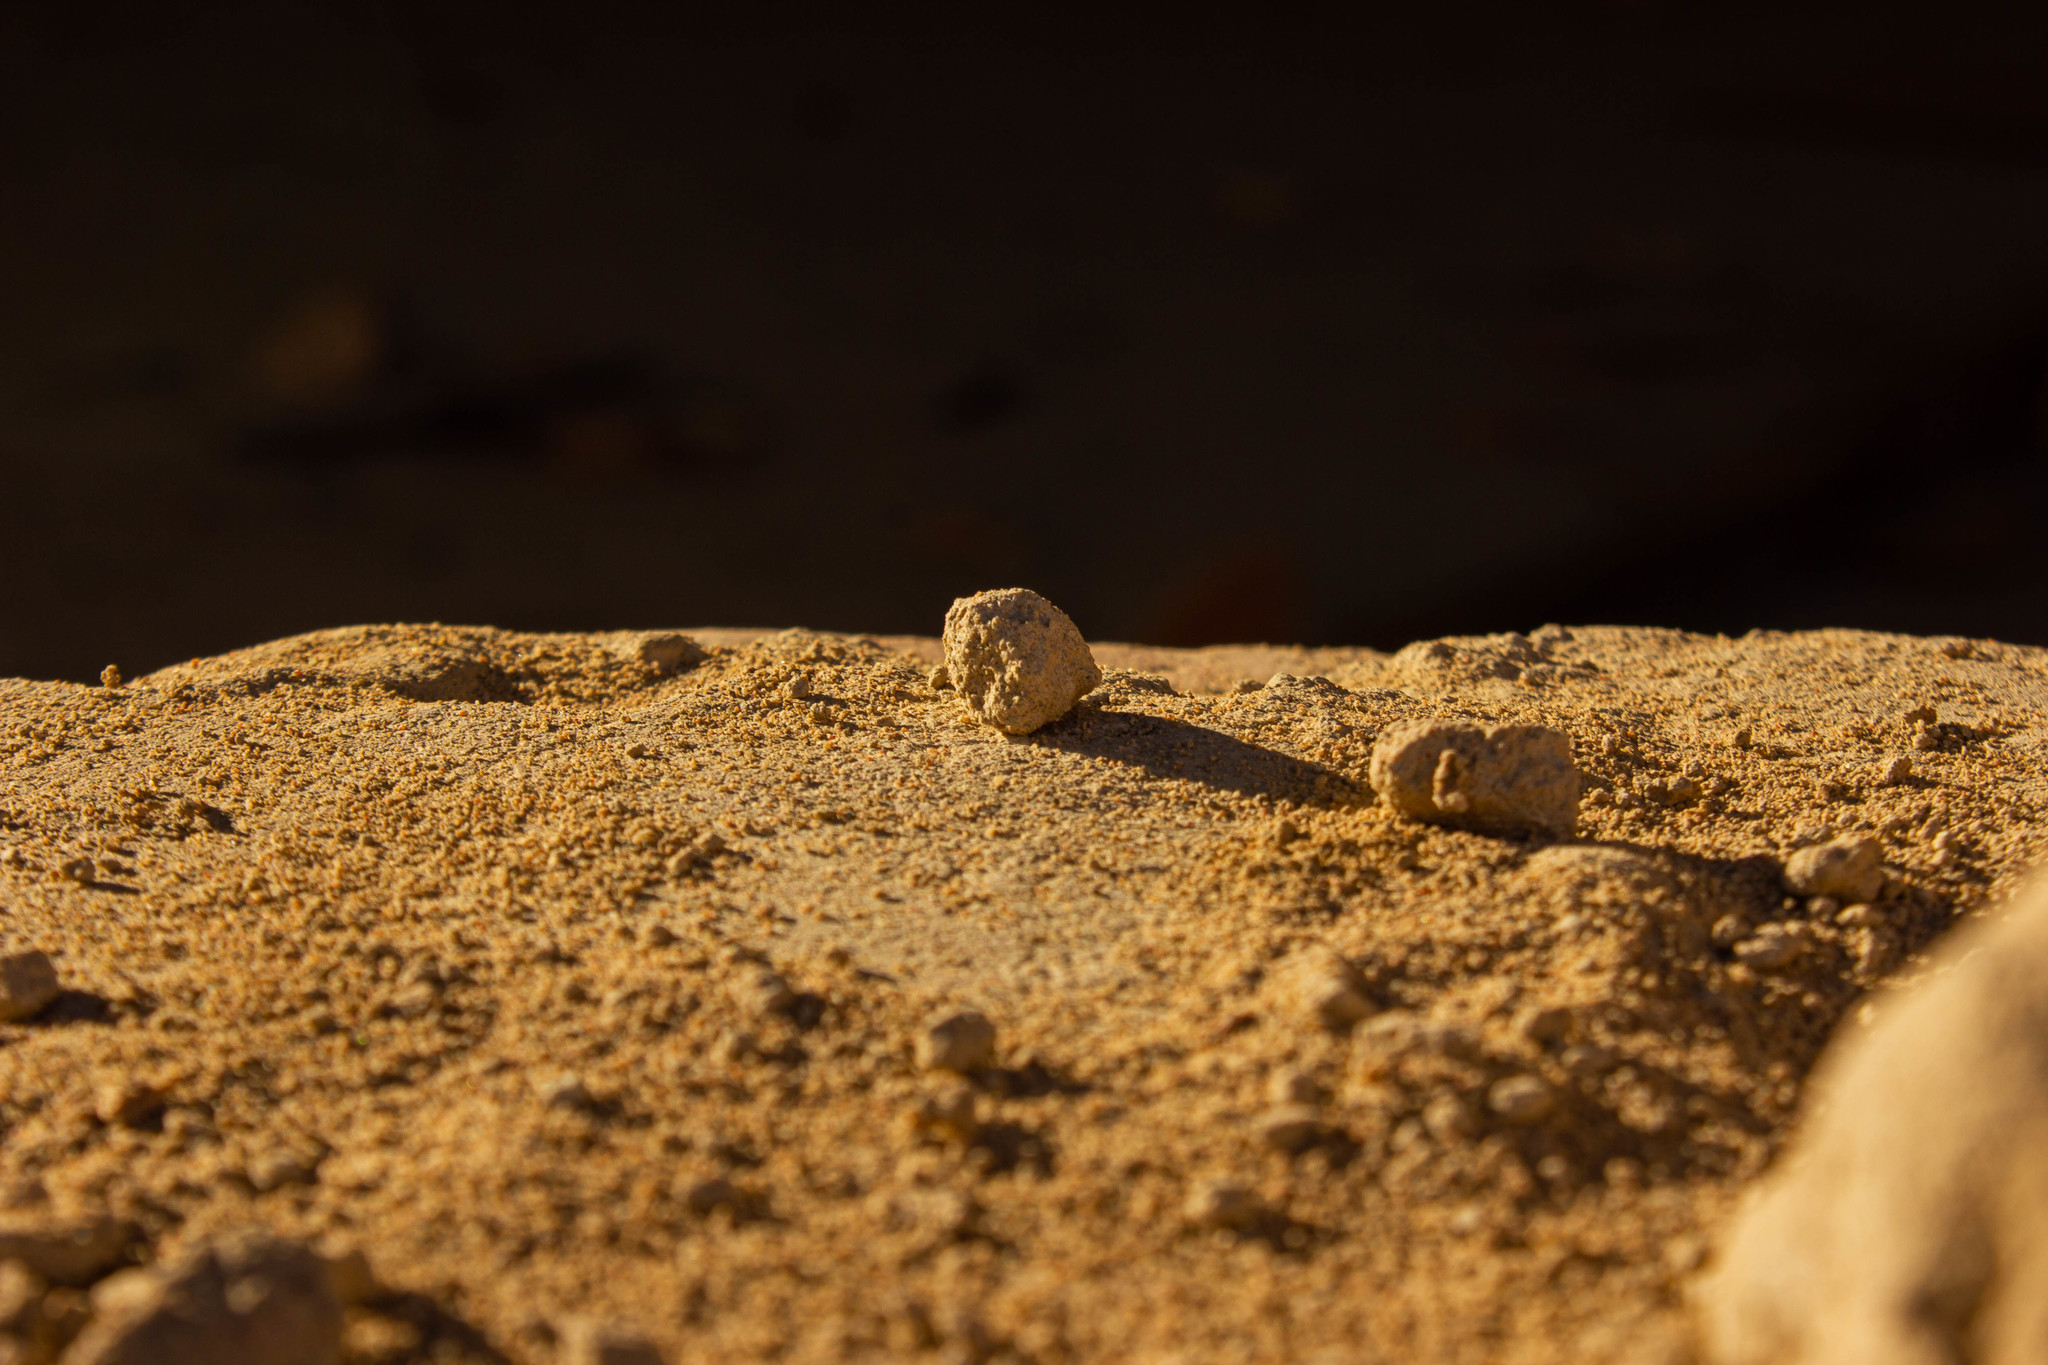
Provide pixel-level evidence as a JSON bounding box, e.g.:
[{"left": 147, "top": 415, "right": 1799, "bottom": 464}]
[
  {"left": 941, "top": 590, "right": 1101, "bottom": 735},
  {"left": 1, "top": 619, "right": 2046, "bottom": 1363}
]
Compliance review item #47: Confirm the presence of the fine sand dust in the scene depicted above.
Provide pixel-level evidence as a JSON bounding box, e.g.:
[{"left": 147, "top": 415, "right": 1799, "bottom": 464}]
[{"left": 3, "top": 622, "right": 2047, "bottom": 1364}]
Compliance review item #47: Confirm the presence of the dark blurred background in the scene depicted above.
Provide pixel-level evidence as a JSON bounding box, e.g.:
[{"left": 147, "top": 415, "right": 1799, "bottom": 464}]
[{"left": 6, "top": 1, "right": 2048, "bottom": 682}]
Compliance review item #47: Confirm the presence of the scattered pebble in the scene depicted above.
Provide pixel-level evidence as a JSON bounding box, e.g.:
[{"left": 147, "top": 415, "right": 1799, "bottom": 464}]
[
  {"left": 1266, "top": 1069, "right": 1321, "bottom": 1106},
  {"left": 99, "top": 665, "right": 122, "bottom": 689},
  {"left": 1878, "top": 755, "right": 1913, "bottom": 786},
  {"left": 1516, "top": 1006, "right": 1573, "bottom": 1044},
  {"left": 0, "top": 951, "right": 60, "bottom": 1023},
  {"left": 630, "top": 632, "right": 704, "bottom": 673},
  {"left": 62, "top": 1230, "right": 342, "bottom": 1365},
  {"left": 1285, "top": 949, "right": 1375, "bottom": 1030},
  {"left": 1422, "top": 1094, "right": 1479, "bottom": 1144},
  {"left": 1252, "top": 1105, "right": 1324, "bottom": 1154},
  {"left": 1782, "top": 835, "right": 1884, "bottom": 903},
  {"left": 540, "top": 1074, "right": 593, "bottom": 1111},
  {"left": 941, "top": 588, "right": 1102, "bottom": 735},
  {"left": 94, "top": 1079, "right": 166, "bottom": 1128},
  {"left": 561, "top": 1316, "right": 667, "bottom": 1365},
  {"left": 915, "top": 1009, "right": 997, "bottom": 1073},
  {"left": 730, "top": 966, "right": 796, "bottom": 1017},
  {"left": 1368, "top": 720, "right": 1581, "bottom": 838},
  {"left": 1733, "top": 925, "right": 1804, "bottom": 972},
  {"left": 665, "top": 831, "right": 727, "bottom": 878},
  {"left": 1183, "top": 1180, "right": 1264, "bottom": 1231},
  {"left": 1561, "top": 1044, "right": 1615, "bottom": 1076},
  {"left": 1488, "top": 1075, "right": 1556, "bottom": 1124}
]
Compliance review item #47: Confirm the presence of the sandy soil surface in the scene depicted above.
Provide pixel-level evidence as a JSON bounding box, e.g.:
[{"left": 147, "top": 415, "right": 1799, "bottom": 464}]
[{"left": 2, "top": 621, "right": 2045, "bottom": 1363}]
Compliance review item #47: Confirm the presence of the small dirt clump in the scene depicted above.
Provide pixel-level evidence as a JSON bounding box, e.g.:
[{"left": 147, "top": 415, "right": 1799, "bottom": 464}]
[
  {"left": 0, "top": 950, "right": 59, "bottom": 1022},
  {"left": 1368, "top": 719, "right": 1581, "bottom": 837},
  {"left": 1782, "top": 834, "right": 1886, "bottom": 903},
  {"left": 916, "top": 1009, "right": 998, "bottom": 1073}
]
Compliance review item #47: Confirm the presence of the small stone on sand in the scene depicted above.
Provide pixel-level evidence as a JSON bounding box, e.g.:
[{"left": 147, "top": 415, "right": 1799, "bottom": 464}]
[
  {"left": 1285, "top": 950, "right": 1375, "bottom": 1030},
  {"left": 1487, "top": 1075, "right": 1555, "bottom": 1124},
  {"left": 916, "top": 1010, "right": 997, "bottom": 1073},
  {"left": 1783, "top": 835, "right": 1884, "bottom": 903},
  {"left": 1183, "top": 1181, "right": 1264, "bottom": 1231},
  {"left": 0, "top": 951, "right": 60, "bottom": 1022},
  {"left": 941, "top": 588, "right": 1101, "bottom": 735},
  {"left": 1733, "top": 924, "right": 1804, "bottom": 972},
  {"left": 540, "top": 1074, "right": 592, "bottom": 1110},
  {"left": 1369, "top": 720, "right": 1581, "bottom": 838},
  {"left": 94, "top": 1079, "right": 166, "bottom": 1128},
  {"left": 629, "top": 632, "right": 703, "bottom": 673}
]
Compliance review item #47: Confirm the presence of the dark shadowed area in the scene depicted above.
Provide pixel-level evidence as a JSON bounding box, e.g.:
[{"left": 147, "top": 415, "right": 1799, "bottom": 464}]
[{"left": 4, "top": 0, "right": 2048, "bottom": 681}]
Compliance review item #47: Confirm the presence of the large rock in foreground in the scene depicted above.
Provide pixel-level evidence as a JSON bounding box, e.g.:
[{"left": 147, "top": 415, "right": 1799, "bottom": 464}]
[{"left": 1697, "top": 874, "right": 2048, "bottom": 1365}]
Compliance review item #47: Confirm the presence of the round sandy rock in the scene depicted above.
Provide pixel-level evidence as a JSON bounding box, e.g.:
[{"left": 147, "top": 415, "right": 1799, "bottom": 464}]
[
  {"left": 1782, "top": 835, "right": 1884, "bottom": 904},
  {"left": 941, "top": 588, "right": 1101, "bottom": 735},
  {"left": 0, "top": 950, "right": 59, "bottom": 1023}
]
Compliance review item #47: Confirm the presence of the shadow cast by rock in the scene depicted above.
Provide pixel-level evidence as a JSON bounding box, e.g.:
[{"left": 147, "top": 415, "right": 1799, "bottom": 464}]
[{"left": 1031, "top": 704, "right": 1355, "bottom": 805}]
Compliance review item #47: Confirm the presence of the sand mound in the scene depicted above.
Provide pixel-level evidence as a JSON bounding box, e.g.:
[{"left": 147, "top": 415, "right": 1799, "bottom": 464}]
[{"left": 1, "top": 622, "right": 2045, "bottom": 1363}]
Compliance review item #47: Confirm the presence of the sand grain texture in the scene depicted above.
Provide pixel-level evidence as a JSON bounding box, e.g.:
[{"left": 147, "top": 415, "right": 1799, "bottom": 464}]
[{"left": 1, "top": 622, "right": 2046, "bottom": 1363}]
